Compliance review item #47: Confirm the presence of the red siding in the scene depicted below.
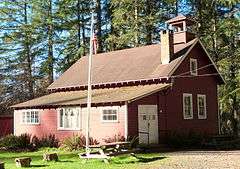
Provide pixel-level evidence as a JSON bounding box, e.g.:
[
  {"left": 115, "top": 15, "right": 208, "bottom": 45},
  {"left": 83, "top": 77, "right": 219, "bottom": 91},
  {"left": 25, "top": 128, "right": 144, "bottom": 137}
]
[
  {"left": 14, "top": 106, "right": 126, "bottom": 143},
  {"left": 0, "top": 116, "right": 13, "bottom": 138},
  {"left": 128, "top": 43, "right": 219, "bottom": 142}
]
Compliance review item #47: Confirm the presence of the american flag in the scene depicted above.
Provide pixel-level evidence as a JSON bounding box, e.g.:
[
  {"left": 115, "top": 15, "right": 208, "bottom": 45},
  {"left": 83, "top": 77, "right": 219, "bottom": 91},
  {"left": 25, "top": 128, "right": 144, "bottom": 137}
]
[{"left": 92, "top": 31, "right": 98, "bottom": 54}]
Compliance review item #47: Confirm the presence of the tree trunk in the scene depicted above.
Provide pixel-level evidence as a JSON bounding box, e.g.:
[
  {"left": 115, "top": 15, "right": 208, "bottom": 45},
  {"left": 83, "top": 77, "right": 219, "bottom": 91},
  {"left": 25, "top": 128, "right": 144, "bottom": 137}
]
[
  {"left": 175, "top": 0, "right": 178, "bottom": 16},
  {"left": 146, "top": 0, "right": 153, "bottom": 45},
  {"left": 47, "top": 0, "right": 54, "bottom": 84},
  {"left": 230, "top": 62, "right": 238, "bottom": 136},
  {"left": 81, "top": 4, "right": 86, "bottom": 56},
  {"left": 95, "top": 0, "right": 102, "bottom": 53},
  {"left": 24, "top": 1, "right": 34, "bottom": 99},
  {"left": 134, "top": 0, "right": 139, "bottom": 47},
  {"left": 108, "top": 1, "right": 116, "bottom": 51},
  {"left": 77, "top": 0, "right": 81, "bottom": 51}
]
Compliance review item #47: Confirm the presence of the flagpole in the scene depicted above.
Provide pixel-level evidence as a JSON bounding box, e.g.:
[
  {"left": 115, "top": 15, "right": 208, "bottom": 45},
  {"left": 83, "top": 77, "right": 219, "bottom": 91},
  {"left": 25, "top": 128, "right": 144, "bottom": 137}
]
[{"left": 86, "top": 13, "right": 94, "bottom": 154}]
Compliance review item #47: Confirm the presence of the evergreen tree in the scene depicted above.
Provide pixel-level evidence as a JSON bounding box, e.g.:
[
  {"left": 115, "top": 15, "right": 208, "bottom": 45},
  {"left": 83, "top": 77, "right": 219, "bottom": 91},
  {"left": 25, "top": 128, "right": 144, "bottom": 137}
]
[
  {"left": 32, "top": 0, "right": 58, "bottom": 85},
  {"left": 55, "top": 0, "right": 91, "bottom": 72},
  {"left": 0, "top": 0, "right": 37, "bottom": 103}
]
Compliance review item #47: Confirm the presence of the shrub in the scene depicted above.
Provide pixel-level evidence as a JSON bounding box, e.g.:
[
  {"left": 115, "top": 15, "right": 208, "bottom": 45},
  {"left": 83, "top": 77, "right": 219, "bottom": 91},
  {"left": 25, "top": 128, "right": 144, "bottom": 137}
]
[
  {"left": 18, "top": 134, "right": 32, "bottom": 148},
  {"left": 166, "top": 131, "right": 205, "bottom": 148},
  {"left": 128, "top": 136, "right": 139, "bottom": 149},
  {"left": 0, "top": 134, "right": 32, "bottom": 150},
  {"left": 40, "top": 134, "right": 59, "bottom": 148},
  {"left": 103, "top": 133, "right": 125, "bottom": 143},
  {"left": 0, "top": 134, "right": 59, "bottom": 151},
  {"left": 31, "top": 136, "right": 40, "bottom": 148},
  {"left": 61, "top": 134, "right": 99, "bottom": 151},
  {"left": 32, "top": 134, "right": 59, "bottom": 148}
]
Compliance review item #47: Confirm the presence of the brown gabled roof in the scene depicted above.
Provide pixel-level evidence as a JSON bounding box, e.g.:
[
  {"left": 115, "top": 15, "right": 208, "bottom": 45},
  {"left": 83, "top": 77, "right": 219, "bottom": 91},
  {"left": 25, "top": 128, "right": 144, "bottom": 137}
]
[
  {"left": 165, "top": 15, "right": 195, "bottom": 25},
  {"left": 12, "top": 83, "right": 171, "bottom": 109},
  {"left": 48, "top": 39, "right": 197, "bottom": 90}
]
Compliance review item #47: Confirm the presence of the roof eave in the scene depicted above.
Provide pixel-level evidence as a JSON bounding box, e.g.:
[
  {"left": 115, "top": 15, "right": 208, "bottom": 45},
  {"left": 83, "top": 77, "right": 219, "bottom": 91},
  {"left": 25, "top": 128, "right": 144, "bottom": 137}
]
[
  {"left": 128, "top": 83, "right": 171, "bottom": 103},
  {"left": 47, "top": 77, "right": 170, "bottom": 92},
  {"left": 197, "top": 40, "right": 225, "bottom": 84},
  {"left": 12, "top": 84, "right": 171, "bottom": 110}
]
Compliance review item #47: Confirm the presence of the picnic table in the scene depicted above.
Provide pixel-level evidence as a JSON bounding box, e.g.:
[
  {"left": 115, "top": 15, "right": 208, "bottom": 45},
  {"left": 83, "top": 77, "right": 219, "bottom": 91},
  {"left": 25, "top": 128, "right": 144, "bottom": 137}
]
[{"left": 79, "top": 141, "right": 131, "bottom": 163}]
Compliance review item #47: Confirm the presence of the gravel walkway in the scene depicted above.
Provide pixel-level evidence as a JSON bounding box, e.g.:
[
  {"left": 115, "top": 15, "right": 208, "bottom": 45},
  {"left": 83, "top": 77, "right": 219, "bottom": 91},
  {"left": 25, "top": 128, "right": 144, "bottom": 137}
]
[{"left": 144, "top": 150, "right": 240, "bottom": 169}]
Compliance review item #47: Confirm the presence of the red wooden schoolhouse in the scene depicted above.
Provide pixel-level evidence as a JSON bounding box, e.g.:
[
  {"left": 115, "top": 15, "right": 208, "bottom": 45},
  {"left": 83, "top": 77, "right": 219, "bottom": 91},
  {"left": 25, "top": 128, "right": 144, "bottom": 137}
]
[{"left": 12, "top": 16, "right": 224, "bottom": 144}]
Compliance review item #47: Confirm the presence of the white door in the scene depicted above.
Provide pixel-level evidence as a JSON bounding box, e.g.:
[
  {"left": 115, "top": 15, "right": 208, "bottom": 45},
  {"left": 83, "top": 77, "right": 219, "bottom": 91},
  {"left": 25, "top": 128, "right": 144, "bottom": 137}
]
[{"left": 138, "top": 105, "right": 159, "bottom": 144}]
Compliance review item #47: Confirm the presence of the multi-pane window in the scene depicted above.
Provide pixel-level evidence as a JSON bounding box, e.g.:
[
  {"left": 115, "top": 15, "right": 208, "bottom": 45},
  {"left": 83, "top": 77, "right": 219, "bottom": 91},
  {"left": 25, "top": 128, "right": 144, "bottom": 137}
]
[
  {"left": 58, "top": 108, "right": 80, "bottom": 130},
  {"left": 183, "top": 94, "right": 193, "bottom": 119},
  {"left": 190, "top": 58, "right": 197, "bottom": 75},
  {"left": 22, "top": 111, "right": 39, "bottom": 124},
  {"left": 102, "top": 108, "right": 118, "bottom": 122},
  {"left": 198, "top": 94, "right": 207, "bottom": 119}
]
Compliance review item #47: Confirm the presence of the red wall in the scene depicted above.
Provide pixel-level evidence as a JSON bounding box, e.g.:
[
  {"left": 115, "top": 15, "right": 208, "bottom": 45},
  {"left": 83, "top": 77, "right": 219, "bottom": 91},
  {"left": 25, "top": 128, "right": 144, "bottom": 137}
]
[
  {"left": 128, "top": 42, "right": 219, "bottom": 142},
  {"left": 0, "top": 116, "right": 13, "bottom": 138}
]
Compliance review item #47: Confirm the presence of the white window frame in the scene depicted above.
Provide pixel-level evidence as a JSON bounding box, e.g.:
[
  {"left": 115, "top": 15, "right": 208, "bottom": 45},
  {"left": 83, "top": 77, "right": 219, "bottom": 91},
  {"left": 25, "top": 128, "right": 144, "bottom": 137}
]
[
  {"left": 190, "top": 58, "right": 198, "bottom": 76},
  {"left": 101, "top": 106, "right": 119, "bottom": 123},
  {"left": 21, "top": 109, "right": 40, "bottom": 125},
  {"left": 197, "top": 94, "right": 207, "bottom": 119},
  {"left": 183, "top": 93, "right": 193, "bottom": 119},
  {"left": 57, "top": 107, "right": 81, "bottom": 130}
]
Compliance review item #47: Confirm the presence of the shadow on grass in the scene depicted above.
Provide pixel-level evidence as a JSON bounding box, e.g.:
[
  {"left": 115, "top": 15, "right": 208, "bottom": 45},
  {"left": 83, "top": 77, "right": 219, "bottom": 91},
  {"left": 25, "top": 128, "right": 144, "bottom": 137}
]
[
  {"left": 30, "top": 164, "right": 49, "bottom": 168},
  {"left": 58, "top": 160, "right": 74, "bottom": 163},
  {"left": 0, "top": 152, "right": 78, "bottom": 161},
  {"left": 134, "top": 156, "right": 166, "bottom": 163},
  {"left": 113, "top": 154, "right": 167, "bottom": 164},
  {"left": 0, "top": 154, "right": 44, "bottom": 162}
]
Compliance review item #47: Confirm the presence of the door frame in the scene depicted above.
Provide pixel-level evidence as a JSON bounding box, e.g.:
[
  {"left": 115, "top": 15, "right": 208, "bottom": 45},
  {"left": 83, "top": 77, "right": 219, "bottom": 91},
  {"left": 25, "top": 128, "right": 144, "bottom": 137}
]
[{"left": 138, "top": 105, "right": 159, "bottom": 144}]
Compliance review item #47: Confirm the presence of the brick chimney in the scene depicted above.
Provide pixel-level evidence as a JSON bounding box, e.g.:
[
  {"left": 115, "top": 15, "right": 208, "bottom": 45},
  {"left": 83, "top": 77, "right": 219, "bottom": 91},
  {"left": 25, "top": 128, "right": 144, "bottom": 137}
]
[{"left": 160, "top": 29, "right": 174, "bottom": 64}]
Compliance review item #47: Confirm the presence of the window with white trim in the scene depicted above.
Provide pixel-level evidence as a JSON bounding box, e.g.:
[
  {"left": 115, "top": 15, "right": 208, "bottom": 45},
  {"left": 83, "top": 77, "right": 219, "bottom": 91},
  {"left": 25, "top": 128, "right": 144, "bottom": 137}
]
[
  {"left": 190, "top": 58, "right": 197, "bottom": 75},
  {"left": 183, "top": 93, "right": 193, "bottom": 119},
  {"left": 58, "top": 108, "right": 80, "bottom": 130},
  {"left": 22, "top": 110, "right": 39, "bottom": 124},
  {"left": 197, "top": 94, "right": 207, "bottom": 119},
  {"left": 102, "top": 107, "right": 118, "bottom": 122}
]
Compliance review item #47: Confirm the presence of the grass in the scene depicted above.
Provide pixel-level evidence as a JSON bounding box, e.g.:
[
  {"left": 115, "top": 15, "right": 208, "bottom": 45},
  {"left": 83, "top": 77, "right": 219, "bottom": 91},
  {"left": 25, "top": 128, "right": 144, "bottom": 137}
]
[{"left": 0, "top": 148, "right": 168, "bottom": 169}]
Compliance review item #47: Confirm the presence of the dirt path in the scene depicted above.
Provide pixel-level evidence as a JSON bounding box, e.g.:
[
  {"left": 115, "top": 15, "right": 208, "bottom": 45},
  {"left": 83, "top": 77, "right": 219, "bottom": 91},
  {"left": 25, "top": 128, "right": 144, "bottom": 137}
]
[{"left": 142, "top": 150, "right": 240, "bottom": 169}]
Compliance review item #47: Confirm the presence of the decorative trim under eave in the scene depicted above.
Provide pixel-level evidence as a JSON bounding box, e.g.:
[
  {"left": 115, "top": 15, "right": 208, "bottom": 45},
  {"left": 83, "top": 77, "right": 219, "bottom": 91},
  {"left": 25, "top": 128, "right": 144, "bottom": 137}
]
[{"left": 48, "top": 77, "right": 170, "bottom": 93}]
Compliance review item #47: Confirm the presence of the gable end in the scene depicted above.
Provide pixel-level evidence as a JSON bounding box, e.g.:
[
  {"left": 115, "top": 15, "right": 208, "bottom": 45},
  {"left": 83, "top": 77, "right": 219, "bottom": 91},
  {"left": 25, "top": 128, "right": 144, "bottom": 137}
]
[{"left": 168, "top": 39, "right": 224, "bottom": 84}]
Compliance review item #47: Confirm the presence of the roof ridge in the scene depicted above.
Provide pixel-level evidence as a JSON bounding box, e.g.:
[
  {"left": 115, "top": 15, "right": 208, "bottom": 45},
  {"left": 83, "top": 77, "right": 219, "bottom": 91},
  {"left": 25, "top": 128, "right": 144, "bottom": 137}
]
[{"left": 80, "top": 43, "right": 161, "bottom": 59}]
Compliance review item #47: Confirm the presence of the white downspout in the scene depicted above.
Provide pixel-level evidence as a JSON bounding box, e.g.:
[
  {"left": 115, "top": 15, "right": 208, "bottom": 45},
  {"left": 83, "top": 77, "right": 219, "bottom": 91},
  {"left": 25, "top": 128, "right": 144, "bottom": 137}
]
[
  {"left": 13, "top": 110, "right": 16, "bottom": 135},
  {"left": 124, "top": 102, "right": 128, "bottom": 141}
]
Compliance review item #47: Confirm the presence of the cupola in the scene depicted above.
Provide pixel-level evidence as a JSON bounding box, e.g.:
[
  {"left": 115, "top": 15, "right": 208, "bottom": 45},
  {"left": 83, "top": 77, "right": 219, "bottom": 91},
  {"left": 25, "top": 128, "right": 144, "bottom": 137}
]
[{"left": 166, "top": 15, "right": 196, "bottom": 44}]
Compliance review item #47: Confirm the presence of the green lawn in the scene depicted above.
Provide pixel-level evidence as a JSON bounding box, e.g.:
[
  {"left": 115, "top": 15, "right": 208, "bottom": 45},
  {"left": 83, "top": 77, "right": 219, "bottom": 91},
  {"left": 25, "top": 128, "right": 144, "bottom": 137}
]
[{"left": 0, "top": 148, "right": 168, "bottom": 169}]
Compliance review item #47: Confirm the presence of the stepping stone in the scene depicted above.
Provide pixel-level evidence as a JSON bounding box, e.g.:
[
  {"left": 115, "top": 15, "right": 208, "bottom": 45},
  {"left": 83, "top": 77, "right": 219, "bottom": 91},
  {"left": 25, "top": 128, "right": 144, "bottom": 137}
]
[
  {"left": 0, "top": 161, "right": 4, "bottom": 169},
  {"left": 15, "top": 157, "right": 31, "bottom": 167},
  {"left": 43, "top": 153, "right": 58, "bottom": 161}
]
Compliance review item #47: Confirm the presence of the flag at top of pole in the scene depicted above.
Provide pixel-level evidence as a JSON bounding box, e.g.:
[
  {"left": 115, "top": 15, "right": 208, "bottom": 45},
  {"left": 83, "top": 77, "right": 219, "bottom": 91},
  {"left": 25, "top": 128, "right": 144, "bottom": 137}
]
[{"left": 86, "top": 13, "right": 95, "bottom": 154}]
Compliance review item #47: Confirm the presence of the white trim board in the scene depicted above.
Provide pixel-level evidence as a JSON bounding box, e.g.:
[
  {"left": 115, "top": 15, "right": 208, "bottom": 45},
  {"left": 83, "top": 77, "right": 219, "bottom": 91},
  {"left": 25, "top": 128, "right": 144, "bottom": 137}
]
[{"left": 124, "top": 102, "right": 128, "bottom": 141}]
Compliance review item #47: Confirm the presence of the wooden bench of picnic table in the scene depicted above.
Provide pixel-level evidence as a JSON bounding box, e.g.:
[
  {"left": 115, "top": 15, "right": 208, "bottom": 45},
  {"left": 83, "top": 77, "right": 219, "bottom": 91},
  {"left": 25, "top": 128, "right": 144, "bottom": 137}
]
[
  {"left": 79, "top": 141, "right": 130, "bottom": 163},
  {"left": 91, "top": 141, "right": 130, "bottom": 152}
]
